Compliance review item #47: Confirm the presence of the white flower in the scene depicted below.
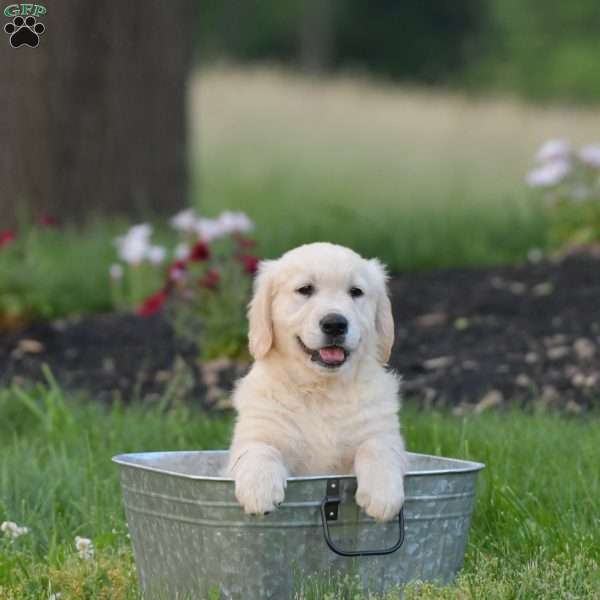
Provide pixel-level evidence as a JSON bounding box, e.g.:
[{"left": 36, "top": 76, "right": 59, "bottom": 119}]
[
  {"left": 535, "top": 139, "right": 572, "bottom": 163},
  {"left": 75, "top": 536, "right": 94, "bottom": 560},
  {"left": 193, "top": 211, "right": 254, "bottom": 241},
  {"left": 195, "top": 217, "right": 227, "bottom": 242},
  {"left": 115, "top": 235, "right": 149, "bottom": 264},
  {"left": 526, "top": 160, "right": 571, "bottom": 188},
  {"left": 170, "top": 208, "right": 198, "bottom": 233},
  {"left": 217, "top": 211, "right": 254, "bottom": 235},
  {"left": 1, "top": 521, "right": 29, "bottom": 539},
  {"left": 174, "top": 242, "right": 190, "bottom": 260},
  {"left": 114, "top": 223, "right": 153, "bottom": 265},
  {"left": 147, "top": 245, "right": 166, "bottom": 266},
  {"left": 127, "top": 224, "right": 152, "bottom": 239},
  {"left": 578, "top": 144, "right": 600, "bottom": 168},
  {"left": 109, "top": 263, "right": 124, "bottom": 279},
  {"left": 49, "top": 594, "right": 62, "bottom": 600}
]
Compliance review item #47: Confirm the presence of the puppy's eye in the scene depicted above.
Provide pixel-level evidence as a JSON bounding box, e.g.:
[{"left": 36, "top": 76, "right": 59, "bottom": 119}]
[
  {"left": 349, "top": 286, "right": 364, "bottom": 298},
  {"left": 297, "top": 284, "right": 314, "bottom": 296}
]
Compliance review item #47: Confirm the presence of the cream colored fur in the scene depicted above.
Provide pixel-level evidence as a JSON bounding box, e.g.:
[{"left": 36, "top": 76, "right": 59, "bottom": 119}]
[{"left": 226, "top": 242, "right": 407, "bottom": 522}]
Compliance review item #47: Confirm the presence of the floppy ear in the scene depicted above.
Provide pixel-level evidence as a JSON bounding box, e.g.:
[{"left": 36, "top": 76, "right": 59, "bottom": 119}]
[
  {"left": 248, "top": 260, "right": 276, "bottom": 359},
  {"left": 369, "top": 259, "right": 395, "bottom": 365}
]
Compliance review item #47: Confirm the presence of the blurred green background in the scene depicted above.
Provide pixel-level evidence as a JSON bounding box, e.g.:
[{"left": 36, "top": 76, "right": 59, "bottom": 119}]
[
  {"left": 2, "top": 0, "right": 600, "bottom": 320},
  {"left": 198, "top": 0, "right": 600, "bottom": 103}
]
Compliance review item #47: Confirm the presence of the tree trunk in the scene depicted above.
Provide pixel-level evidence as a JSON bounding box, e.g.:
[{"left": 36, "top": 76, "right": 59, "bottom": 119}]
[
  {"left": 0, "top": 0, "right": 194, "bottom": 225},
  {"left": 299, "top": 0, "right": 337, "bottom": 75}
]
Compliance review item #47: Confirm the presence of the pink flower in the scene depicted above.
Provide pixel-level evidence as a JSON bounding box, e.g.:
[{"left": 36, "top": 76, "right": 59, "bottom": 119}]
[
  {"left": 189, "top": 241, "right": 210, "bottom": 262},
  {"left": 199, "top": 269, "right": 220, "bottom": 289},
  {"left": 167, "top": 260, "right": 187, "bottom": 283},
  {"left": 239, "top": 254, "right": 259, "bottom": 275},
  {"left": 39, "top": 213, "right": 60, "bottom": 227},
  {"left": 526, "top": 160, "right": 571, "bottom": 188},
  {"left": 0, "top": 230, "right": 16, "bottom": 248},
  {"left": 138, "top": 290, "right": 167, "bottom": 317},
  {"left": 535, "top": 139, "right": 572, "bottom": 163}
]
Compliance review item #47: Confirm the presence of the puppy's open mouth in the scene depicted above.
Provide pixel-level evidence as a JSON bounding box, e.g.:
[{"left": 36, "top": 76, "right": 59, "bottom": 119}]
[{"left": 296, "top": 336, "right": 349, "bottom": 369}]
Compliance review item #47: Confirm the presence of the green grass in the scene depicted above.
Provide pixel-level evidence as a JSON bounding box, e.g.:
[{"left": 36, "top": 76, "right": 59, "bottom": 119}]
[
  {"left": 1, "top": 377, "right": 599, "bottom": 599},
  {"left": 0, "top": 221, "right": 122, "bottom": 321},
  {"left": 193, "top": 68, "right": 558, "bottom": 272}
]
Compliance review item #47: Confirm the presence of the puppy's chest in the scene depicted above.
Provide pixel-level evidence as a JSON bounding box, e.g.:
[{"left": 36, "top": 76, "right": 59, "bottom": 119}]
[{"left": 291, "top": 401, "right": 367, "bottom": 475}]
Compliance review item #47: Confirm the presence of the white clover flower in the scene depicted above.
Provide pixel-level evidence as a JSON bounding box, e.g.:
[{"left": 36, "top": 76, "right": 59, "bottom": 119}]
[
  {"left": 195, "top": 217, "right": 227, "bottom": 242},
  {"left": 526, "top": 160, "right": 571, "bottom": 188},
  {"left": 1, "top": 521, "right": 29, "bottom": 539},
  {"left": 147, "top": 245, "right": 167, "bottom": 266},
  {"left": 75, "top": 536, "right": 94, "bottom": 560},
  {"left": 114, "top": 223, "right": 153, "bottom": 265},
  {"left": 174, "top": 242, "right": 190, "bottom": 260},
  {"left": 109, "top": 263, "right": 124, "bottom": 280},
  {"left": 217, "top": 211, "right": 254, "bottom": 235},
  {"left": 578, "top": 144, "right": 600, "bottom": 168},
  {"left": 170, "top": 208, "right": 198, "bottom": 233},
  {"left": 535, "top": 139, "right": 572, "bottom": 163}
]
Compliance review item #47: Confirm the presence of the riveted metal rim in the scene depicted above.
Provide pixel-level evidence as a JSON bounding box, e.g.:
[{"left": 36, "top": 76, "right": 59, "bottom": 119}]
[{"left": 112, "top": 450, "right": 485, "bottom": 481}]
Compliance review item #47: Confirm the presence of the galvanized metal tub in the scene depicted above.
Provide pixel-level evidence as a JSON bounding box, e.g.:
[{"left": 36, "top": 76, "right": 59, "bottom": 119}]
[{"left": 113, "top": 451, "right": 484, "bottom": 599}]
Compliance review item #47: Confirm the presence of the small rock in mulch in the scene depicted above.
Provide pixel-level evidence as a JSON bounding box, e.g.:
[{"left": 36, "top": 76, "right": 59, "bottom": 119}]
[
  {"left": 515, "top": 373, "right": 533, "bottom": 388},
  {"left": 573, "top": 338, "right": 596, "bottom": 361},
  {"left": 422, "top": 356, "right": 454, "bottom": 371},
  {"left": 474, "top": 389, "right": 504, "bottom": 414},
  {"left": 547, "top": 346, "right": 570, "bottom": 361},
  {"left": 532, "top": 281, "right": 554, "bottom": 297},
  {"left": 416, "top": 312, "right": 448, "bottom": 328},
  {"left": 14, "top": 338, "right": 45, "bottom": 356}
]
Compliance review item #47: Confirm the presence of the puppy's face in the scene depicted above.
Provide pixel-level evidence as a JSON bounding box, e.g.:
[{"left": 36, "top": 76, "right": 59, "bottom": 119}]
[{"left": 248, "top": 243, "right": 394, "bottom": 374}]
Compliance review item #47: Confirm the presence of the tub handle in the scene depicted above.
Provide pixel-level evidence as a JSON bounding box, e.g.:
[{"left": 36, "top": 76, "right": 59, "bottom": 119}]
[{"left": 320, "top": 479, "right": 405, "bottom": 557}]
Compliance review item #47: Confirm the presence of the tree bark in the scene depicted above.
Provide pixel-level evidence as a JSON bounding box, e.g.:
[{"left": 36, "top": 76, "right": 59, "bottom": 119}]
[
  {"left": 0, "top": 0, "right": 194, "bottom": 225},
  {"left": 299, "top": 0, "right": 337, "bottom": 75}
]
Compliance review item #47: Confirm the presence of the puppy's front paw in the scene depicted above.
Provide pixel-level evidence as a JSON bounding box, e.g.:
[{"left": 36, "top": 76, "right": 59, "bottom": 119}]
[
  {"left": 356, "top": 470, "right": 404, "bottom": 523},
  {"left": 235, "top": 461, "right": 287, "bottom": 515}
]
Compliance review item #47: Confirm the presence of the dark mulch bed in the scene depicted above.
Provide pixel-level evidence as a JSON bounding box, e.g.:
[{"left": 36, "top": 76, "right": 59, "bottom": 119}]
[{"left": 1, "top": 255, "right": 599, "bottom": 412}]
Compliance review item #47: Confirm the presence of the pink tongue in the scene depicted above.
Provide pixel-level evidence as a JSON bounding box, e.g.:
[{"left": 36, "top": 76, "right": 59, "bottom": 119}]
[{"left": 319, "top": 346, "right": 345, "bottom": 364}]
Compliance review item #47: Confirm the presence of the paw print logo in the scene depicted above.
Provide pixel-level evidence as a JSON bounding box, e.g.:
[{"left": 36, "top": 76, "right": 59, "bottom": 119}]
[{"left": 4, "top": 15, "right": 45, "bottom": 48}]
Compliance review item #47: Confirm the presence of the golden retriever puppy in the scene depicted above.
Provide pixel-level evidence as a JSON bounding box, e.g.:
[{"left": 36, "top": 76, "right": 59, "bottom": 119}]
[{"left": 226, "top": 242, "right": 407, "bottom": 522}]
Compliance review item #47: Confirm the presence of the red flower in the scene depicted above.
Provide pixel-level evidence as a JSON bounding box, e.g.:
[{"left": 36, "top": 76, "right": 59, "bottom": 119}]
[
  {"left": 189, "top": 240, "right": 210, "bottom": 262},
  {"left": 239, "top": 254, "right": 259, "bottom": 275},
  {"left": 199, "top": 269, "right": 220, "bottom": 289},
  {"left": 39, "top": 213, "right": 60, "bottom": 227},
  {"left": 138, "top": 290, "right": 167, "bottom": 317},
  {"left": 0, "top": 230, "right": 16, "bottom": 248}
]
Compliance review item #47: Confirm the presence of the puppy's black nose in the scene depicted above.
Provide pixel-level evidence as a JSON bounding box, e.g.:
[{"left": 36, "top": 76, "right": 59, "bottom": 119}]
[{"left": 320, "top": 313, "right": 348, "bottom": 337}]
